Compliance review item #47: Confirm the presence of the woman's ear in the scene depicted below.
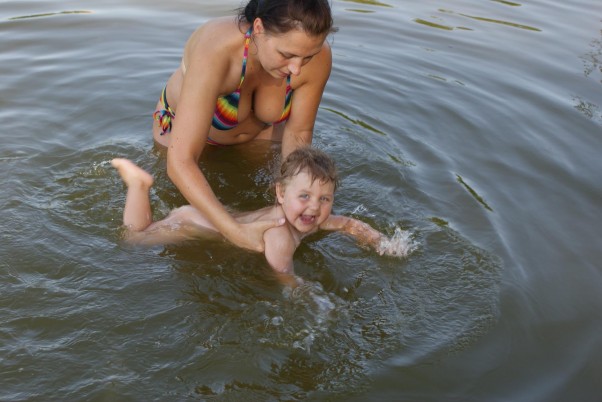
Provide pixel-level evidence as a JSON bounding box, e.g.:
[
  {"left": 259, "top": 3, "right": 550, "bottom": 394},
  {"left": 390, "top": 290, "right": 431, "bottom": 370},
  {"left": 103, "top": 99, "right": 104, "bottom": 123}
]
[{"left": 253, "top": 18, "right": 264, "bottom": 34}]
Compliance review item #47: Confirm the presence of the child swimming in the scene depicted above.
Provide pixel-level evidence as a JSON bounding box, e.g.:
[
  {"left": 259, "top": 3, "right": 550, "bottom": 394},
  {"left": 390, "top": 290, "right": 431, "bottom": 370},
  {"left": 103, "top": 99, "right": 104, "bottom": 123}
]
[{"left": 112, "top": 147, "right": 387, "bottom": 286}]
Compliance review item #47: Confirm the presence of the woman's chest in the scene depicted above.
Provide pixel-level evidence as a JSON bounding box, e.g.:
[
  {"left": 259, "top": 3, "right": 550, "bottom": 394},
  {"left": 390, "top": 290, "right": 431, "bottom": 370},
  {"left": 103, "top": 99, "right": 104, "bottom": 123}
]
[{"left": 238, "top": 74, "right": 291, "bottom": 124}]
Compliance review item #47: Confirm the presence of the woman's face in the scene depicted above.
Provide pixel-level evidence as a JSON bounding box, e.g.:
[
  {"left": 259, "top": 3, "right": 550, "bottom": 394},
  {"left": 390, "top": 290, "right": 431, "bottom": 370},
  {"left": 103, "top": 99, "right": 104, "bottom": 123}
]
[{"left": 253, "top": 20, "right": 326, "bottom": 79}]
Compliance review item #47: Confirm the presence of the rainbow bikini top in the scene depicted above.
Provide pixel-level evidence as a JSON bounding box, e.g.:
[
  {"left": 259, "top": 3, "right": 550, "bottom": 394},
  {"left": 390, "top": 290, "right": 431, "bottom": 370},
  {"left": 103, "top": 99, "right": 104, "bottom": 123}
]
[{"left": 211, "top": 28, "right": 293, "bottom": 131}]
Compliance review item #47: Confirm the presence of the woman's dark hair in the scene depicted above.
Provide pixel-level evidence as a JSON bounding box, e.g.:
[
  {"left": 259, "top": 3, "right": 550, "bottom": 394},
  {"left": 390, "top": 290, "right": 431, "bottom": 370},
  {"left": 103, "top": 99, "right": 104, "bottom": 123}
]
[{"left": 238, "top": 0, "right": 337, "bottom": 36}]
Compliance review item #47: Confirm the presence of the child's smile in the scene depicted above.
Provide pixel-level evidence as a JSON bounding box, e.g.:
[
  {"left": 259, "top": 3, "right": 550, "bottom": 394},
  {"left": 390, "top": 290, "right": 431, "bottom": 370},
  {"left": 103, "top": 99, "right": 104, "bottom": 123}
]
[
  {"left": 276, "top": 170, "right": 335, "bottom": 234},
  {"left": 299, "top": 214, "right": 316, "bottom": 225}
]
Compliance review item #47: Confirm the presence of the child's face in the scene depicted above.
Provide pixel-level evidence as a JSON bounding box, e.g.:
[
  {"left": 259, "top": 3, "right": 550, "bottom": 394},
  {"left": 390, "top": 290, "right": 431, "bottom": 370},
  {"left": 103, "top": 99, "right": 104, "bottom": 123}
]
[{"left": 276, "top": 170, "right": 335, "bottom": 233}]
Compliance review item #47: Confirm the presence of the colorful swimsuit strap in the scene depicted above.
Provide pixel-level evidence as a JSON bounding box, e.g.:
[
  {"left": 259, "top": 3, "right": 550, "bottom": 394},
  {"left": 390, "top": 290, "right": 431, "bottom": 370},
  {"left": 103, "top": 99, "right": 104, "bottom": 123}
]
[
  {"left": 274, "top": 75, "right": 293, "bottom": 124},
  {"left": 211, "top": 28, "right": 252, "bottom": 131},
  {"left": 153, "top": 87, "right": 221, "bottom": 146},
  {"left": 153, "top": 86, "right": 175, "bottom": 135}
]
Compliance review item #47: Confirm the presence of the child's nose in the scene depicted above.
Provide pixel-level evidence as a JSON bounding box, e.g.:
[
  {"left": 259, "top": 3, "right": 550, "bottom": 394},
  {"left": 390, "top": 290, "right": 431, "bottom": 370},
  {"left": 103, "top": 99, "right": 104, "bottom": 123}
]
[{"left": 308, "top": 198, "right": 320, "bottom": 211}]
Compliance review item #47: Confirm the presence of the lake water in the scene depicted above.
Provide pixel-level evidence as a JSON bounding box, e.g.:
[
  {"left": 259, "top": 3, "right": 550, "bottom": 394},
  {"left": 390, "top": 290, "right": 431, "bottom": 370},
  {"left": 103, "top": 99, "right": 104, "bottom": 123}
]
[{"left": 1, "top": 0, "right": 601, "bottom": 400}]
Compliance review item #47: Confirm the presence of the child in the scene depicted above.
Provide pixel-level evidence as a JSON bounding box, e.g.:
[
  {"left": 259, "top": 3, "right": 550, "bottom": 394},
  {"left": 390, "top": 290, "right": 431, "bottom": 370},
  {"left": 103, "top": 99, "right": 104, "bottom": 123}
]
[{"left": 112, "top": 147, "right": 385, "bottom": 286}]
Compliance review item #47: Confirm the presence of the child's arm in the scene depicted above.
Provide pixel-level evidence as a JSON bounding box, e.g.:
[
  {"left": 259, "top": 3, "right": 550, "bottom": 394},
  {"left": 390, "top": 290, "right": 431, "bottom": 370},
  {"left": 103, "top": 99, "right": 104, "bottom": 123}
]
[{"left": 319, "top": 215, "right": 384, "bottom": 252}]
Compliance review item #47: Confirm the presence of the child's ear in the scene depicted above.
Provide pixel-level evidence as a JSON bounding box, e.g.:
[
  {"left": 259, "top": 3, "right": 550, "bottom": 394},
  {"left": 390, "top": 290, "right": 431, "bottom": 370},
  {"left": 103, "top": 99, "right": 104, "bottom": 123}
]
[{"left": 275, "top": 183, "right": 285, "bottom": 204}]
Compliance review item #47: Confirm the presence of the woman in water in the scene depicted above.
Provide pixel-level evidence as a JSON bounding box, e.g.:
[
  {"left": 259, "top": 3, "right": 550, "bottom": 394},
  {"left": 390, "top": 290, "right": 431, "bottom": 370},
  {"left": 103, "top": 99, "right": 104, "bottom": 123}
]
[{"left": 152, "top": 0, "right": 337, "bottom": 252}]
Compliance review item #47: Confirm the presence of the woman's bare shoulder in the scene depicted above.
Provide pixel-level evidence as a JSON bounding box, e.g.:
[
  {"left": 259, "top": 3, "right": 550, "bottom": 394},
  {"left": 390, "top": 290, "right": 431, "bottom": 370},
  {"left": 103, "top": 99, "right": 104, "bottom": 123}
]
[
  {"left": 183, "top": 17, "right": 248, "bottom": 76},
  {"left": 187, "top": 17, "right": 247, "bottom": 51}
]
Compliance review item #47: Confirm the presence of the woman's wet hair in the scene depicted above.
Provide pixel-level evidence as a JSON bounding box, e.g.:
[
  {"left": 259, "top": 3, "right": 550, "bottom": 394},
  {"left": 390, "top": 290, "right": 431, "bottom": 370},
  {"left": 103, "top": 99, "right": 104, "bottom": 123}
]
[
  {"left": 274, "top": 146, "right": 339, "bottom": 191},
  {"left": 239, "top": 0, "right": 337, "bottom": 36}
]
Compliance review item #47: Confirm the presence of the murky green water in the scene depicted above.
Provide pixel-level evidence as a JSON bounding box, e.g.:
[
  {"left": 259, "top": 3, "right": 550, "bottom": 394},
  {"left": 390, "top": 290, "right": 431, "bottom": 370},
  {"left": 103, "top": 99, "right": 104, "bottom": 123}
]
[{"left": 1, "top": 0, "right": 601, "bottom": 400}]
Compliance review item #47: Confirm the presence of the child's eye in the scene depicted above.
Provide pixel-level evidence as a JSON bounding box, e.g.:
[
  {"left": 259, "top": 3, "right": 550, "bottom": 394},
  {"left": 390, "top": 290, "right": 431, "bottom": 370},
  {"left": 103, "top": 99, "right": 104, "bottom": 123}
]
[
  {"left": 320, "top": 196, "right": 332, "bottom": 202},
  {"left": 299, "top": 194, "right": 309, "bottom": 199}
]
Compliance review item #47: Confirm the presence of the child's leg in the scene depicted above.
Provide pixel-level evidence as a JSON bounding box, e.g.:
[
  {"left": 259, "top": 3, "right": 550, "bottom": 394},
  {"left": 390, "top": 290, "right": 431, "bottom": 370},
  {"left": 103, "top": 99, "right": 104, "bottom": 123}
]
[{"left": 111, "top": 158, "right": 154, "bottom": 231}]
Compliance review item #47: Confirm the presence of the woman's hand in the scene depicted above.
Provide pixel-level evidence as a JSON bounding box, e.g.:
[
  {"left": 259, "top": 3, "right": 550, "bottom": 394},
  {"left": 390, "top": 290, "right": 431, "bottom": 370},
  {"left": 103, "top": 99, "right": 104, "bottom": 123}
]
[{"left": 226, "top": 219, "right": 286, "bottom": 252}]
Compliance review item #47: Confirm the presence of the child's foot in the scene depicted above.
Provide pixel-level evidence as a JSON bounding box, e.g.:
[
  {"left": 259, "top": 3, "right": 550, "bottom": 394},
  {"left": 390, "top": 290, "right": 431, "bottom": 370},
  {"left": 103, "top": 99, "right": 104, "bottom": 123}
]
[{"left": 111, "top": 158, "right": 154, "bottom": 189}]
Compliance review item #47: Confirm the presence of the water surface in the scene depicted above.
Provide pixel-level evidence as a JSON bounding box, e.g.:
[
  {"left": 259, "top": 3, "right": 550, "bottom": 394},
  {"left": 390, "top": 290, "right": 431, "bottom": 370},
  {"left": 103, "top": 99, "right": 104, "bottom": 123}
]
[{"left": 1, "top": 0, "right": 601, "bottom": 400}]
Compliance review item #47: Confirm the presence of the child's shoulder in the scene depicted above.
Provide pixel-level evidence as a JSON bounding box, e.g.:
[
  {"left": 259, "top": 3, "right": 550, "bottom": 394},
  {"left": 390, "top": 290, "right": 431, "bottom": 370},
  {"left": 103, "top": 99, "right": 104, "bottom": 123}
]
[
  {"left": 264, "top": 208, "right": 299, "bottom": 250},
  {"left": 263, "top": 222, "right": 298, "bottom": 274}
]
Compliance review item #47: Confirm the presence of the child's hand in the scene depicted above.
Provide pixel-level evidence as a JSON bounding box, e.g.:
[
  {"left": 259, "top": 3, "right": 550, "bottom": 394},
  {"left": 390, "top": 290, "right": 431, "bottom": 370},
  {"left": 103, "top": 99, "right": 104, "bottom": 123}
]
[
  {"left": 376, "top": 237, "right": 399, "bottom": 256},
  {"left": 375, "top": 228, "right": 415, "bottom": 257}
]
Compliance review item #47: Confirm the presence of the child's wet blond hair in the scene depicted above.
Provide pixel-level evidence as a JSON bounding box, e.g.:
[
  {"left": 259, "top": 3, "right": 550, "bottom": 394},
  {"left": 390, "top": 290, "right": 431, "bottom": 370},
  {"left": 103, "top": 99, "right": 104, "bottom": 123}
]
[{"left": 275, "top": 146, "right": 339, "bottom": 191}]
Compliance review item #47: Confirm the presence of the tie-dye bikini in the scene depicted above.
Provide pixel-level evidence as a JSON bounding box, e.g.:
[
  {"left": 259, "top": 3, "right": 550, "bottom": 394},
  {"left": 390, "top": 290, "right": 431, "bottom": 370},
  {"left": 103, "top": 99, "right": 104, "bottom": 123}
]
[{"left": 153, "top": 28, "right": 293, "bottom": 144}]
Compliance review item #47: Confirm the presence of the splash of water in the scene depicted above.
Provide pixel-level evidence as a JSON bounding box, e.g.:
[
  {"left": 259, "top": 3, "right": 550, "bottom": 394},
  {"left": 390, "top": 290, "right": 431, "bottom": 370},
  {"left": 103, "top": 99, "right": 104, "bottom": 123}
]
[
  {"left": 378, "top": 227, "right": 417, "bottom": 257},
  {"left": 351, "top": 203, "right": 376, "bottom": 217}
]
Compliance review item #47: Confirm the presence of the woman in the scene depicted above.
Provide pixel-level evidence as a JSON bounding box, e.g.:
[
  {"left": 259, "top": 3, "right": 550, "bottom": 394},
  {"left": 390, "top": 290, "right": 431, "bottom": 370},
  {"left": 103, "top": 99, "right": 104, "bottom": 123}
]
[{"left": 152, "top": 0, "right": 336, "bottom": 252}]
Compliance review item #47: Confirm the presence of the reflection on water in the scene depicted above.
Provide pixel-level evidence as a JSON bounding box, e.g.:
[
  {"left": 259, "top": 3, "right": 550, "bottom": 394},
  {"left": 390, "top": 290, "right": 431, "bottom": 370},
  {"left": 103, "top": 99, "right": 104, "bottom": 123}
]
[
  {"left": 581, "top": 30, "right": 602, "bottom": 81},
  {"left": 456, "top": 12, "right": 540, "bottom": 31},
  {"left": 342, "top": 0, "right": 392, "bottom": 8},
  {"left": 575, "top": 29, "right": 602, "bottom": 122},
  {"left": 322, "top": 107, "right": 385, "bottom": 136},
  {"left": 456, "top": 174, "right": 493, "bottom": 212},
  {"left": 416, "top": 8, "right": 540, "bottom": 32},
  {"left": 414, "top": 18, "right": 455, "bottom": 31},
  {"left": 491, "top": 0, "right": 522, "bottom": 6},
  {"left": 8, "top": 10, "right": 92, "bottom": 21},
  {"left": 573, "top": 96, "right": 602, "bottom": 121}
]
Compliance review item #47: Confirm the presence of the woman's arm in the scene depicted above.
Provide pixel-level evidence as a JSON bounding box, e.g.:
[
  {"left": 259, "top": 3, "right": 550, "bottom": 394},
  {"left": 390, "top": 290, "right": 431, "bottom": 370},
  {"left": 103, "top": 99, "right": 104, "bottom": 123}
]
[
  {"left": 166, "top": 25, "right": 283, "bottom": 252},
  {"left": 281, "top": 43, "right": 333, "bottom": 159}
]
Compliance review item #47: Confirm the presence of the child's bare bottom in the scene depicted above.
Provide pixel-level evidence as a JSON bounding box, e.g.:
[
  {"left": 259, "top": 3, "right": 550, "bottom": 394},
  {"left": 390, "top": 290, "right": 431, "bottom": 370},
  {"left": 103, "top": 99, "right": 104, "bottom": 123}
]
[{"left": 126, "top": 206, "right": 224, "bottom": 246}]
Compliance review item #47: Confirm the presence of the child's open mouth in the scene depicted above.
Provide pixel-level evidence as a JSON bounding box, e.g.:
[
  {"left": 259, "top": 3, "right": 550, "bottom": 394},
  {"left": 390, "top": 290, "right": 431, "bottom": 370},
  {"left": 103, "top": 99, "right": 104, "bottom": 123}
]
[{"left": 300, "top": 215, "right": 316, "bottom": 225}]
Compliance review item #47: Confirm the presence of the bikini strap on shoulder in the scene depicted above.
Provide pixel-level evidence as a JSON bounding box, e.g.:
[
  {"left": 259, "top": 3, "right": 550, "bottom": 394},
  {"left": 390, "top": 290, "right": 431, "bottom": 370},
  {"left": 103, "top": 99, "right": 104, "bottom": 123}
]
[{"left": 238, "top": 27, "right": 253, "bottom": 89}]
